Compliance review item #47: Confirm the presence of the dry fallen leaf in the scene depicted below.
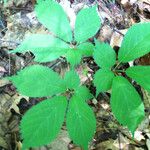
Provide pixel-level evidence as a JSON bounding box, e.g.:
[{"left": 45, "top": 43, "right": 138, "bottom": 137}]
[
  {"left": 0, "top": 79, "right": 10, "bottom": 87},
  {"left": 0, "top": 66, "right": 6, "bottom": 73},
  {"left": 110, "top": 29, "right": 127, "bottom": 48}
]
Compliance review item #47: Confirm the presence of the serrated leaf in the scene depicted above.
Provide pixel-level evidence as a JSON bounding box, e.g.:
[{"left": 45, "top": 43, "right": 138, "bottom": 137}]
[
  {"left": 126, "top": 66, "right": 150, "bottom": 92},
  {"left": 77, "top": 42, "right": 94, "bottom": 56},
  {"left": 64, "top": 70, "right": 80, "bottom": 89},
  {"left": 110, "top": 76, "right": 145, "bottom": 134},
  {"left": 9, "top": 65, "right": 66, "bottom": 97},
  {"left": 74, "top": 6, "right": 101, "bottom": 43},
  {"left": 35, "top": 0, "right": 72, "bottom": 42},
  {"left": 66, "top": 42, "right": 94, "bottom": 66},
  {"left": 118, "top": 23, "right": 150, "bottom": 62},
  {"left": 21, "top": 96, "right": 67, "bottom": 149},
  {"left": 74, "top": 86, "right": 93, "bottom": 101},
  {"left": 10, "top": 34, "right": 70, "bottom": 62},
  {"left": 93, "top": 41, "right": 116, "bottom": 68},
  {"left": 65, "top": 49, "right": 82, "bottom": 66},
  {"left": 34, "top": 48, "right": 69, "bottom": 62},
  {"left": 94, "top": 69, "right": 114, "bottom": 96},
  {"left": 66, "top": 95, "right": 96, "bottom": 150}
]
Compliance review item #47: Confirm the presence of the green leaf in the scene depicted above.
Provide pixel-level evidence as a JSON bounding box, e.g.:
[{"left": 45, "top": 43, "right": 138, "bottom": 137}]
[
  {"left": 64, "top": 70, "right": 80, "bottom": 89},
  {"left": 21, "top": 96, "right": 67, "bottom": 149},
  {"left": 110, "top": 76, "right": 145, "bottom": 134},
  {"left": 77, "top": 42, "right": 94, "bottom": 56},
  {"left": 74, "top": 6, "right": 101, "bottom": 43},
  {"left": 4, "top": 0, "right": 7, "bottom": 6},
  {"left": 94, "top": 69, "right": 114, "bottom": 96},
  {"left": 35, "top": 0, "right": 72, "bottom": 42},
  {"left": 66, "top": 95, "right": 96, "bottom": 150},
  {"left": 126, "top": 66, "right": 150, "bottom": 92},
  {"left": 118, "top": 23, "right": 150, "bottom": 62},
  {"left": 66, "top": 42, "right": 94, "bottom": 66},
  {"left": 93, "top": 41, "right": 116, "bottom": 68},
  {"left": 9, "top": 65, "right": 66, "bottom": 97},
  {"left": 65, "top": 49, "right": 82, "bottom": 66},
  {"left": 10, "top": 34, "right": 70, "bottom": 62},
  {"left": 74, "top": 86, "right": 93, "bottom": 101}
]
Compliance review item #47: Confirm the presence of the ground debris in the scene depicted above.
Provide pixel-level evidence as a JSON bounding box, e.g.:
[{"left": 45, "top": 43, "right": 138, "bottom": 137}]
[{"left": 0, "top": 0, "right": 149, "bottom": 149}]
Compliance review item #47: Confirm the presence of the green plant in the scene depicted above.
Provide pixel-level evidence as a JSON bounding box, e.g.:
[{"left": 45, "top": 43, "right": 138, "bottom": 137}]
[
  {"left": 8, "top": 0, "right": 150, "bottom": 149},
  {"left": 93, "top": 22, "right": 150, "bottom": 135},
  {"left": 9, "top": 67, "right": 95, "bottom": 150},
  {"left": 9, "top": 0, "right": 101, "bottom": 149},
  {"left": 11, "top": 0, "right": 100, "bottom": 67}
]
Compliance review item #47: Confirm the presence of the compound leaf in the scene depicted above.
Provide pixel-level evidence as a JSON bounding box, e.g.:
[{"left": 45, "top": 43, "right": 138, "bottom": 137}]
[
  {"left": 21, "top": 96, "right": 67, "bottom": 149},
  {"left": 94, "top": 41, "right": 116, "bottom": 68},
  {"left": 64, "top": 70, "right": 80, "bottom": 89},
  {"left": 118, "top": 23, "right": 150, "bottom": 62},
  {"left": 110, "top": 76, "right": 145, "bottom": 134},
  {"left": 10, "top": 34, "right": 70, "bottom": 62},
  {"left": 94, "top": 69, "right": 114, "bottom": 96},
  {"left": 66, "top": 95, "right": 96, "bottom": 150},
  {"left": 126, "top": 66, "right": 150, "bottom": 92},
  {"left": 74, "top": 6, "right": 100, "bottom": 43},
  {"left": 9, "top": 65, "right": 65, "bottom": 97},
  {"left": 35, "top": 0, "right": 72, "bottom": 42}
]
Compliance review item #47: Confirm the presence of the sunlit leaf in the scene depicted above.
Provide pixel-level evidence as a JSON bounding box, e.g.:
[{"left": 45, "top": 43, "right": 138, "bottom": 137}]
[
  {"left": 21, "top": 96, "right": 67, "bottom": 149},
  {"left": 94, "top": 41, "right": 116, "bottom": 68},
  {"left": 74, "top": 86, "right": 93, "bottom": 101},
  {"left": 10, "top": 34, "right": 70, "bottom": 62},
  {"left": 74, "top": 6, "right": 100, "bottom": 43},
  {"left": 126, "top": 66, "right": 150, "bottom": 92},
  {"left": 118, "top": 23, "right": 150, "bottom": 62},
  {"left": 9, "top": 65, "right": 66, "bottom": 97},
  {"left": 110, "top": 76, "right": 145, "bottom": 134},
  {"left": 65, "top": 49, "right": 82, "bottom": 66},
  {"left": 77, "top": 42, "right": 94, "bottom": 56},
  {"left": 64, "top": 70, "right": 80, "bottom": 89},
  {"left": 66, "top": 94, "right": 96, "bottom": 150},
  {"left": 94, "top": 69, "right": 114, "bottom": 96},
  {"left": 35, "top": 0, "right": 72, "bottom": 42}
]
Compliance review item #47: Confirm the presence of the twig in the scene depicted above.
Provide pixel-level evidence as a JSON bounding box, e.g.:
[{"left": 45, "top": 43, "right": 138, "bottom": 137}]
[
  {"left": 118, "top": 128, "right": 145, "bottom": 146},
  {"left": 8, "top": 53, "right": 11, "bottom": 75},
  {"left": 118, "top": 130, "right": 122, "bottom": 150},
  {"left": 0, "top": 39, "right": 20, "bottom": 45},
  {"left": 8, "top": 7, "right": 33, "bottom": 12},
  {"left": 143, "top": 1, "right": 150, "bottom": 6},
  {"left": 112, "top": 27, "right": 125, "bottom": 36},
  {"left": 50, "top": 57, "right": 66, "bottom": 69}
]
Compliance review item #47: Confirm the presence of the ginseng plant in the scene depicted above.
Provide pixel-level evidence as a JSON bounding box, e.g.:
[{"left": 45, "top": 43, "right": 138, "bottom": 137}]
[
  {"left": 93, "top": 23, "right": 150, "bottom": 136},
  {"left": 8, "top": 0, "right": 101, "bottom": 149},
  {"left": 7, "top": 0, "right": 150, "bottom": 149}
]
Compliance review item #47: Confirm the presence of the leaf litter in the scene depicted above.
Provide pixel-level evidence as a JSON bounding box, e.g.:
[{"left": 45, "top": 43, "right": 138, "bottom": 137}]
[{"left": 0, "top": 0, "right": 150, "bottom": 149}]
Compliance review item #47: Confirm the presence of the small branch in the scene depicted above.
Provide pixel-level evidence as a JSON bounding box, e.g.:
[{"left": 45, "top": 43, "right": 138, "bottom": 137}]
[
  {"left": 8, "top": 7, "right": 33, "bottom": 12},
  {"left": 112, "top": 28, "right": 125, "bottom": 36},
  {"left": 118, "top": 128, "right": 145, "bottom": 146},
  {"left": 0, "top": 39, "right": 20, "bottom": 45},
  {"left": 118, "top": 130, "right": 122, "bottom": 150}
]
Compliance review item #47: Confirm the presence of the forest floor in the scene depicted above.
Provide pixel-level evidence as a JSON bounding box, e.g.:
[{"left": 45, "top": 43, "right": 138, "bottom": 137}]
[{"left": 0, "top": 0, "right": 150, "bottom": 150}]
